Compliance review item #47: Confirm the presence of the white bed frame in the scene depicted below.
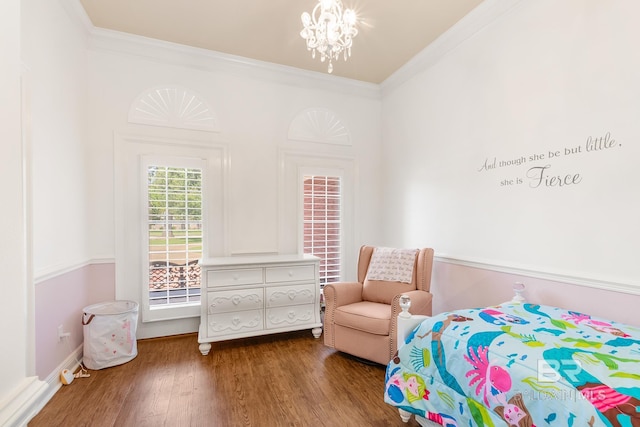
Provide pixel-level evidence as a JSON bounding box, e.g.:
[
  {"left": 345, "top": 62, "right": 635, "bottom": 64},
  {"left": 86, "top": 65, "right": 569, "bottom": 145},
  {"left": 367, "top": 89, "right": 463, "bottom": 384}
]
[{"left": 394, "top": 283, "right": 527, "bottom": 426}]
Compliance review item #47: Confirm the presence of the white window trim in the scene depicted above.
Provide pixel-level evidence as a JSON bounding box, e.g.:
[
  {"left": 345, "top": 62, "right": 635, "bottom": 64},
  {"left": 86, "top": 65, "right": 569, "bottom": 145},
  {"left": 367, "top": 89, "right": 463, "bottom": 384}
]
[
  {"left": 278, "top": 149, "right": 356, "bottom": 282},
  {"left": 114, "top": 133, "right": 227, "bottom": 327}
]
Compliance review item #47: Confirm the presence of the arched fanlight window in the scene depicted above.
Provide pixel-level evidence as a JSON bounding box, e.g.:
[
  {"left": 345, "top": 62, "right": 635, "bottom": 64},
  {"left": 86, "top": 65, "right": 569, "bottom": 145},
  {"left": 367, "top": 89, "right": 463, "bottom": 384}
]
[
  {"left": 288, "top": 107, "right": 351, "bottom": 145},
  {"left": 128, "top": 85, "right": 220, "bottom": 132}
]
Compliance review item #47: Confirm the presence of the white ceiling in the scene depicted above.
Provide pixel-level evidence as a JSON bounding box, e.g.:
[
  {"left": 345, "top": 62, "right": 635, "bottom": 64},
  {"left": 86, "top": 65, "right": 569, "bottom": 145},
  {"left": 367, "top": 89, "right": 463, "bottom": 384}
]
[{"left": 78, "top": 0, "right": 484, "bottom": 84}]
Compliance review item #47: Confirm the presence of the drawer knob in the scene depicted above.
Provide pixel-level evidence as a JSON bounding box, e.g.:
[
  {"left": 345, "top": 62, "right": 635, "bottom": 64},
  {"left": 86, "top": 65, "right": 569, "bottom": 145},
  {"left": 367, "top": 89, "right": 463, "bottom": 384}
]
[
  {"left": 288, "top": 271, "right": 294, "bottom": 277},
  {"left": 233, "top": 274, "right": 239, "bottom": 280}
]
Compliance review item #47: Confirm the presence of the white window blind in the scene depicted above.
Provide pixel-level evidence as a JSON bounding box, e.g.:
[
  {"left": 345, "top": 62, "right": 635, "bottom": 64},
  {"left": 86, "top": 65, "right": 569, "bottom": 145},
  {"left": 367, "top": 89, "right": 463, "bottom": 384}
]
[
  {"left": 303, "top": 175, "right": 341, "bottom": 286},
  {"left": 147, "top": 165, "right": 203, "bottom": 307}
]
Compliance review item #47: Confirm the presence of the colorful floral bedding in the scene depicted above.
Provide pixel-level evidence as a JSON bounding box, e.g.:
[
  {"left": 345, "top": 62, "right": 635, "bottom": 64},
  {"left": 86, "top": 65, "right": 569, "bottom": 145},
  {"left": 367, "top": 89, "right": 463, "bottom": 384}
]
[{"left": 384, "top": 303, "right": 640, "bottom": 427}]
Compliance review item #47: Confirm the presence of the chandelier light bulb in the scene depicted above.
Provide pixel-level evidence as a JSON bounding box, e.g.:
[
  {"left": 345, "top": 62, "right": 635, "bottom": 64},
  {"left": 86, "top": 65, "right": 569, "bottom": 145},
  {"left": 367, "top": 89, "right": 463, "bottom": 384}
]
[
  {"left": 345, "top": 9, "right": 356, "bottom": 24},
  {"left": 300, "top": 0, "right": 358, "bottom": 73}
]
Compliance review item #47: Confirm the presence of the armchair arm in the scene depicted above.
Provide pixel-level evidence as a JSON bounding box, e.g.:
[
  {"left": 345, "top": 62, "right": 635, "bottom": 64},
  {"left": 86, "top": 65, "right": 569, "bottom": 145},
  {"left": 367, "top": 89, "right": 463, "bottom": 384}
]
[
  {"left": 390, "top": 290, "right": 433, "bottom": 355},
  {"left": 323, "top": 281, "right": 364, "bottom": 308},
  {"left": 322, "top": 281, "right": 364, "bottom": 350},
  {"left": 393, "top": 290, "right": 432, "bottom": 317}
]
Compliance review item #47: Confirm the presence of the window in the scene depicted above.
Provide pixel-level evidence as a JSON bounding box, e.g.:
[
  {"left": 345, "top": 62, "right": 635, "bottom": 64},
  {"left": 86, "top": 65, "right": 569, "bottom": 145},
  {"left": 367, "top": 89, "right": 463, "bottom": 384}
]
[
  {"left": 302, "top": 175, "right": 341, "bottom": 286},
  {"left": 139, "top": 155, "right": 210, "bottom": 321},
  {"left": 116, "top": 134, "right": 225, "bottom": 329},
  {"left": 146, "top": 165, "right": 203, "bottom": 307},
  {"left": 278, "top": 150, "right": 354, "bottom": 285}
]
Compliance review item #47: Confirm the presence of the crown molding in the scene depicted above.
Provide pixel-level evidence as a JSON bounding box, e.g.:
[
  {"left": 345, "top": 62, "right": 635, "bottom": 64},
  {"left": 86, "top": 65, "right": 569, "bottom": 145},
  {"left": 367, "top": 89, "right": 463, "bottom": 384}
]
[
  {"left": 88, "top": 27, "right": 379, "bottom": 100},
  {"left": 56, "top": 0, "right": 382, "bottom": 100},
  {"left": 61, "top": 0, "right": 522, "bottom": 100},
  {"left": 380, "top": 0, "right": 524, "bottom": 95},
  {"left": 58, "top": 0, "right": 93, "bottom": 37}
]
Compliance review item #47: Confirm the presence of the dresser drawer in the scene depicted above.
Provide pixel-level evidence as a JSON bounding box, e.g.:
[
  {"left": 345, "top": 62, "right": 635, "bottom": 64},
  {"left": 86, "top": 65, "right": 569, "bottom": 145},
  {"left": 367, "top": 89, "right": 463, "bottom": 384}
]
[
  {"left": 266, "top": 304, "right": 315, "bottom": 329},
  {"left": 207, "top": 268, "right": 263, "bottom": 287},
  {"left": 265, "top": 284, "right": 316, "bottom": 308},
  {"left": 198, "top": 255, "right": 322, "bottom": 355},
  {"left": 208, "top": 310, "right": 264, "bottom": 336},
  {"left": 207, "top": 289, "right": 263, "bottom": 314},
  {"left": 265, "top": 265, "right": 315, "bottom": 283}
]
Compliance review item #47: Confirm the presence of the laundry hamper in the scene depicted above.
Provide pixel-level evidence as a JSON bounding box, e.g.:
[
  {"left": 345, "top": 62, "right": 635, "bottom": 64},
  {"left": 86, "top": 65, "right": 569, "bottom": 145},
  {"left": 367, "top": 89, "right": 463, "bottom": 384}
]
[{"left": 82, "top": 300, "right": 139, "bottom": 370}]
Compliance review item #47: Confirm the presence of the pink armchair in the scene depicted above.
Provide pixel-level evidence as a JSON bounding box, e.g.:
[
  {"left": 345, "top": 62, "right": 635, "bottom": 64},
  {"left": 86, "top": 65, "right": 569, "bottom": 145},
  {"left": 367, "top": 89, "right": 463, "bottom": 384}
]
[{"left": 323, "top": 245, "right": 434, "bottom": 365}]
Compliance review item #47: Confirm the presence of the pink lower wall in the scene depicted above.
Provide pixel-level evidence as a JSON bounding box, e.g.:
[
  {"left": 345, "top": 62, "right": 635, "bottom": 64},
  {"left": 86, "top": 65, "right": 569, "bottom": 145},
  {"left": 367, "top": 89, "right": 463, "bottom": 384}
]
[
  {"left": 35, "top": 262, "right": 115, "bottom": 379},
  {"left": 34, "top": 259, "right": 638, "bottom": 379},
  {"left": 432, "top": 260, "right": 640, "bottom": 327}
]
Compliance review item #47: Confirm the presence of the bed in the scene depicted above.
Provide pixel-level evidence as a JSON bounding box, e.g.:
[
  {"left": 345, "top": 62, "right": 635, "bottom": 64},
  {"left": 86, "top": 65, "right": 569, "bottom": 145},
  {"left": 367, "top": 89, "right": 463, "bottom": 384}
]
[{"left": 384, "top": 293, "right": 640, "bottom": 427}]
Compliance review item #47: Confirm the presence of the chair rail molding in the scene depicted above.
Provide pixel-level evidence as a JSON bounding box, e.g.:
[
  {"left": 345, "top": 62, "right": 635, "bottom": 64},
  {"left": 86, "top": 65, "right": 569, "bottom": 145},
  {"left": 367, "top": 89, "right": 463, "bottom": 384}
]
[{"left": 435, "top": 255, "right": 640, "bottom": 296}]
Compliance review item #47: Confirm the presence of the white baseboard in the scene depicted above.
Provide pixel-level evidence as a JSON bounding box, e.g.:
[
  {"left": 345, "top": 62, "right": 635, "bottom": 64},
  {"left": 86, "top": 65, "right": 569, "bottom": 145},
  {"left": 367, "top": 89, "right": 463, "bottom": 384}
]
[
  {"left": 39, "top": 344, "right": 84, "bottom": 408},
  {"left": 0, "top": 377, "right": 49, "bottom": 427},
  {"left": 4, "top": 343, "right": 85, "bottom": 426}
]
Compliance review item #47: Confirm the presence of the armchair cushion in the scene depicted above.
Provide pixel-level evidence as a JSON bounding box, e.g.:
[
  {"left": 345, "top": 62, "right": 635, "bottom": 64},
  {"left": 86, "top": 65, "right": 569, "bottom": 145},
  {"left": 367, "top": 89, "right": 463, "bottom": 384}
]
[
  {"left": 362, "top": 280, "right": 416, "bottom": 305},
  {"left": 334, "top": 301, "right": 391, "bottom": 336}
]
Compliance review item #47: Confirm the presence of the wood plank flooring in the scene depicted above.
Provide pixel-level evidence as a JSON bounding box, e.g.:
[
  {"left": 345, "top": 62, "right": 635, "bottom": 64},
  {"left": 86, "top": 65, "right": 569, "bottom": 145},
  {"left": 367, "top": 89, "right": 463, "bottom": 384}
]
[{"left": 30, "top": 331, "right": 420, "bottom": 427}]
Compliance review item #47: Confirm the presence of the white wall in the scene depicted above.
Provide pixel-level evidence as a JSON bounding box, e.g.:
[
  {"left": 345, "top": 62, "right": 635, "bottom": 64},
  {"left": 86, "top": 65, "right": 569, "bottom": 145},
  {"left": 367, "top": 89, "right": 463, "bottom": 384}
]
[
  {"left": 85, "top": 32, "right": 383, "bottom": 336},
  {"left": 0, "top": 0, "right": 49, "bottom": 423},
  {"left": 0, "top": 0, "right": 28, "bottom": 405},
  {"left": 381, "top": 1, "right": 640, "bottom": 298},
  {"left": 22, "top": 0, "right": 90, "bottom": 277},
  {"left": 21, "top": 0, "right": 95, "bottom": 398}
]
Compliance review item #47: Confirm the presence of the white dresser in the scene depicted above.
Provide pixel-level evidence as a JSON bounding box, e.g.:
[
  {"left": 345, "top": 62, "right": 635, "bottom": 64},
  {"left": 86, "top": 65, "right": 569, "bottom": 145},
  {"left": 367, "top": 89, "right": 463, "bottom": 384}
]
[{"left": 197, "top": 254, "right": 323, "bottom": 355}]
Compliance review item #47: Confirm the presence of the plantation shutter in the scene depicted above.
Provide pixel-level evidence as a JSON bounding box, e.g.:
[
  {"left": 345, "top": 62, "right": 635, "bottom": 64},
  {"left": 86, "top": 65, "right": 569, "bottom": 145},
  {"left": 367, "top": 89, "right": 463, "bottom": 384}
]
[{"left": 303, "top": 175, "right": 341, "bottom": 286}]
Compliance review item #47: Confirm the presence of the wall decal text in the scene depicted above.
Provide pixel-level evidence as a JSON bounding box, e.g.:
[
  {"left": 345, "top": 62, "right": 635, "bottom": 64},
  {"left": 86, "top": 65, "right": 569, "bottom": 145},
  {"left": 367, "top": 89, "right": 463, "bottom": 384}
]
[{"left": 477, "top": 132, "right": 621, "bottom": 188}]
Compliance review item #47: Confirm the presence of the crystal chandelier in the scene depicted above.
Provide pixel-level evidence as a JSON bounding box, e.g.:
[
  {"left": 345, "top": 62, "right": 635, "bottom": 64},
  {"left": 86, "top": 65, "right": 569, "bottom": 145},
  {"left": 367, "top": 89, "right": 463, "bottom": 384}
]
[{"left": 300, "top": 0, "right": 358, "bottom": 74}]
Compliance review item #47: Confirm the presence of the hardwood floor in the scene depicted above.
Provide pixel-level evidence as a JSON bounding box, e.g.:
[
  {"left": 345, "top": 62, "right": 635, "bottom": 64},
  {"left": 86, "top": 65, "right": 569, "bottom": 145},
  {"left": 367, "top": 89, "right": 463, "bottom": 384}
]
[{"left": 30, "top": 331, "right": 420, "bottom": 427}]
